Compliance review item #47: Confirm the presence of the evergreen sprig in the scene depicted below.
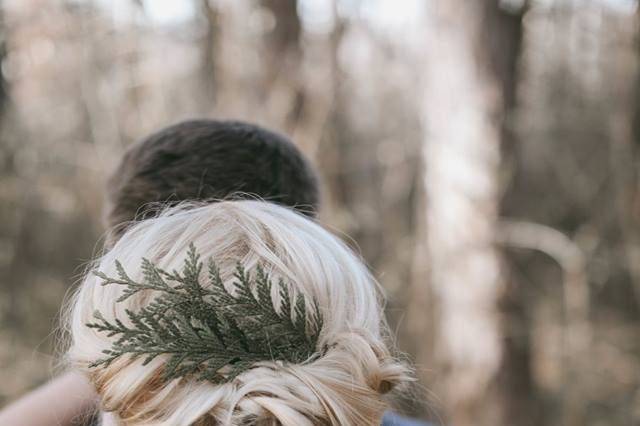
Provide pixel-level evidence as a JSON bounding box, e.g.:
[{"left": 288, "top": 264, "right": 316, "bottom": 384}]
[{"left": 87, "top": 243, "right": 324, "bottom": 384}]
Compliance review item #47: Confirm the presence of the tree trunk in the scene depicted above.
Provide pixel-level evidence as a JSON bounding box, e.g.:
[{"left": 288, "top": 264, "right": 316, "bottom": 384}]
[
  {"left": 260, "top": 0, "right": 305, "bottom": 129},
  {"left": 485, "top": 2, "right": 538, "bottom": 426},
  {"left": 261, "top": 0, "right": 300, "bottom": 60},
  {"left": 421, "top": 1, "right": 510, "bottom": 424},
  {"left": 199, "top": 0, "right": 219, "bottom": 106},
  {"left": 316, "top": 3, "right": 348, "bottom": 225}
]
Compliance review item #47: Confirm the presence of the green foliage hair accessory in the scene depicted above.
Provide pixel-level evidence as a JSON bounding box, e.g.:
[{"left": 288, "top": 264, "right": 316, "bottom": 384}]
[{"left": 86, "top": 243, "right": 324, "bottom": 384}]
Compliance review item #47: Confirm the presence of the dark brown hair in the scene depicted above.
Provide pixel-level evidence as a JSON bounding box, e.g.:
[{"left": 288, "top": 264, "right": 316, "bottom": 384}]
[{"left": 104, "top": 119, "right": 320, "bottom": 244}]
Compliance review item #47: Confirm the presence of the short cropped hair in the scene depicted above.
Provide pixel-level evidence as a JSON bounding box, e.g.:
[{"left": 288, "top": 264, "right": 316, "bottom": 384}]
[{"left": 104, "top": 120, "right": 320, "bottom": 243}]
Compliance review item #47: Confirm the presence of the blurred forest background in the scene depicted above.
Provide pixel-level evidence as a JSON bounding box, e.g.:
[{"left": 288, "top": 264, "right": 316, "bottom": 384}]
[{"left": 0, "top": 0, "right": 639, "bottom": 425}]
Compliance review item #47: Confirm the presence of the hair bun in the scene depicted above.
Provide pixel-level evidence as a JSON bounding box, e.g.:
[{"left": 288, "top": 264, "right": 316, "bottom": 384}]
[
  {"left": 221, "top": 330, "right": 409, "bottom": 426},
  {"left": 67, "top": 201, "right": 412, "bottom": 426}
]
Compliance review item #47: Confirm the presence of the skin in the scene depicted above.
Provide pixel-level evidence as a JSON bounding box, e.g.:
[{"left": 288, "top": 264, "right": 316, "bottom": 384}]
[{"left": 0, "top": 372, "right": 97, "bottom": 426}]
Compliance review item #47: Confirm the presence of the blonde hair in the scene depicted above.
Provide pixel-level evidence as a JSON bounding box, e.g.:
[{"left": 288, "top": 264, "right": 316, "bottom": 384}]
[{"left": 66, "top": 201, "right": 410, "bottom": 425}]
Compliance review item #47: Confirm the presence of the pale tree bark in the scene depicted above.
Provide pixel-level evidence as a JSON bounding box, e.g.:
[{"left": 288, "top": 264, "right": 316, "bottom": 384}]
[{"left": 421, "top": 1, "right": 505, "bottom": 424}]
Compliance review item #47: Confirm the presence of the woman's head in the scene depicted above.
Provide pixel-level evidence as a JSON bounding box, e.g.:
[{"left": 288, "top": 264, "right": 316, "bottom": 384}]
[{"left": 67, "top": 201, "right": 410, "bottom": 425}]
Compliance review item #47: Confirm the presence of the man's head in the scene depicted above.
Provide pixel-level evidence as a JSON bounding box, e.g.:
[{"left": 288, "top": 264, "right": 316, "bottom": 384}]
[{"left": 104, "top": 119, "right": 320, "bottom": 245}]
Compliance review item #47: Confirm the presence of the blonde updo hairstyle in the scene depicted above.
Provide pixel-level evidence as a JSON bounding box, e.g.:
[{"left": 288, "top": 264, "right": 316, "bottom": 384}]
[{"left": 66, "top": 201, "right": 411, "bottom": 425}]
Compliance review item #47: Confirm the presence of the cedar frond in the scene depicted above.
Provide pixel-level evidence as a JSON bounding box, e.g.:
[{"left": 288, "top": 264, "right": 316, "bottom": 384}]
[{"left": 86, "top": 243, "right": 324, "bottom": 384}]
